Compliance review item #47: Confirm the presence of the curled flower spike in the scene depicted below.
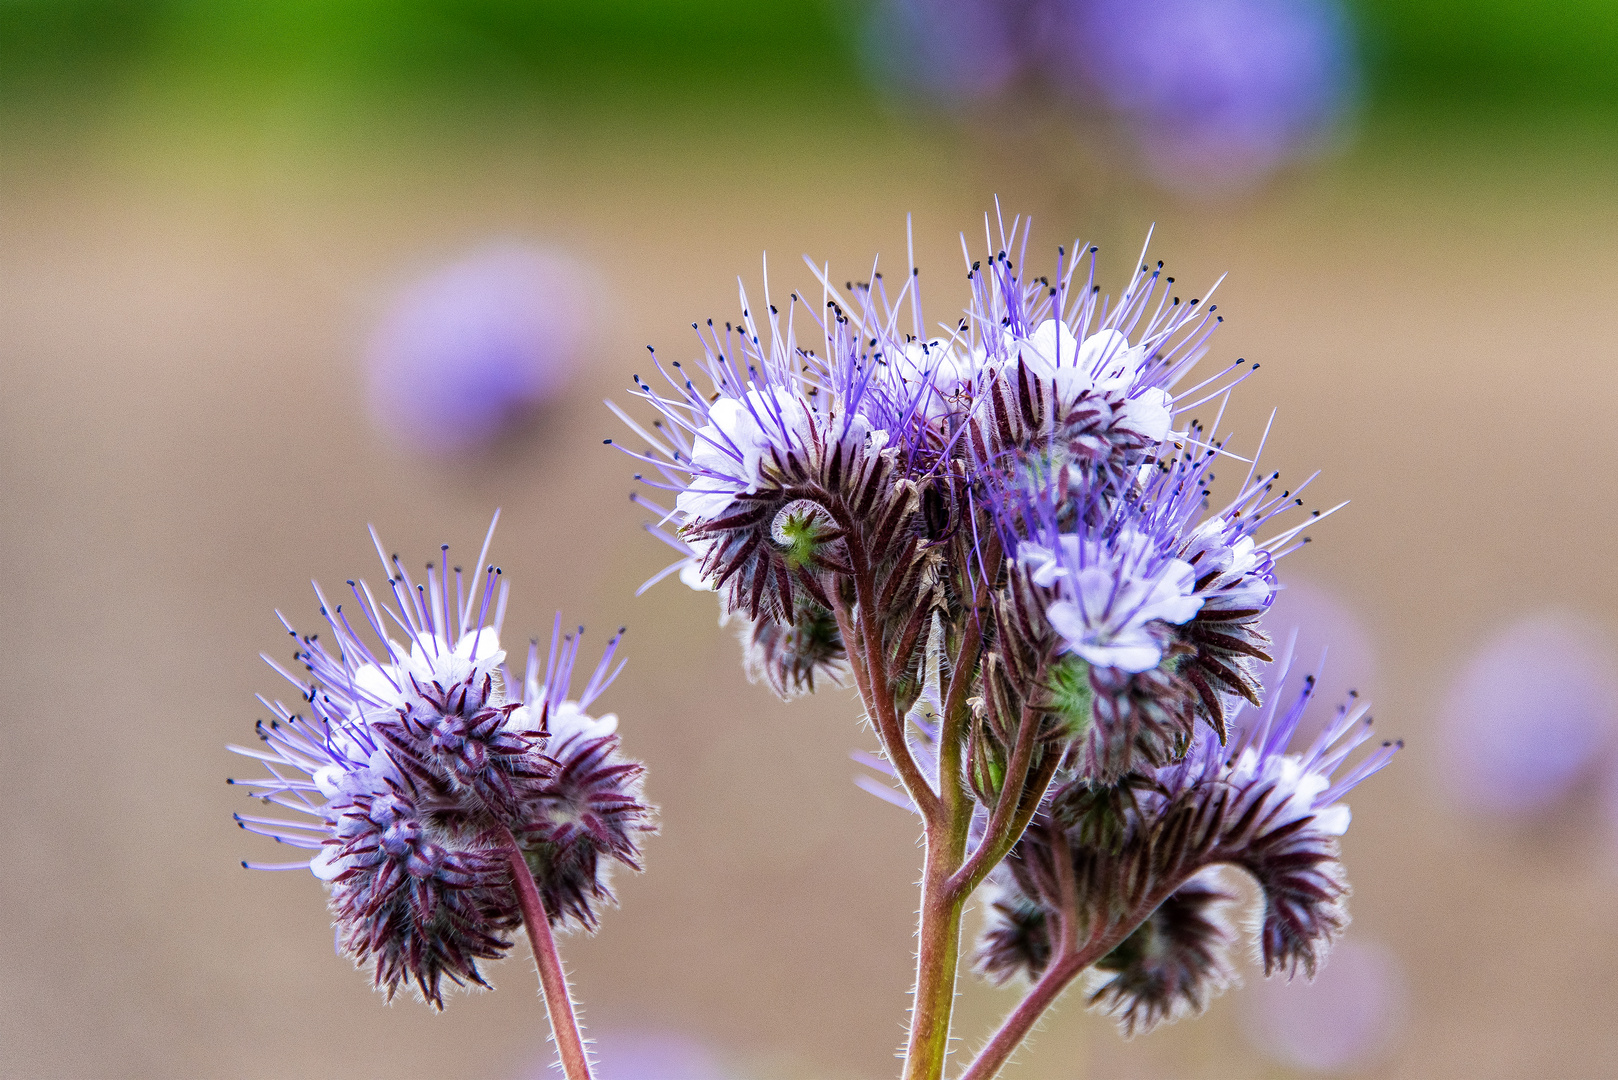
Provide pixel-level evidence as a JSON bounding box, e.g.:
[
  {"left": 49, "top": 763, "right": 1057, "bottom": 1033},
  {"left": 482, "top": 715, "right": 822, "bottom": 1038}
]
[
  {"left": 1082, "top": 876, "right": 1238, "bottom": 1037},
  {"left": 229, "top": 514, "right": 653, "bottom": 1028},
  {"left": 973, "top": 658, "right": 1398, "bottom": 1047},
  {"left": 740, "top": 604, "right": 852, "bottom": 699}
]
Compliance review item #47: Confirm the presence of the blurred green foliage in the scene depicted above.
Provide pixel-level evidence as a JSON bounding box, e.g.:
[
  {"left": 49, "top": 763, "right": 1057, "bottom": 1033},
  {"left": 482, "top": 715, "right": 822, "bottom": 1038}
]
[
  {"left": 2, "top": 0, "right": 1615, "bottom": 119},
  {"left": 1358, "top": 0, "right": 1618, "bottom": 104},
  {"left": 0, "top": 0, "right": 855, "bottom": 114}
]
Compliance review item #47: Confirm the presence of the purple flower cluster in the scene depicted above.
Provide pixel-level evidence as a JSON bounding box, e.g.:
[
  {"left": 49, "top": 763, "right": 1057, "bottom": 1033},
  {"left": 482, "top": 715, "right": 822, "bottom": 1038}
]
[
  {"left": 618, "top": 210, "right": 1394, "bottom": 1042},
  {"left": 229, "top": 517, "right": 653, "bottom": 1007}
]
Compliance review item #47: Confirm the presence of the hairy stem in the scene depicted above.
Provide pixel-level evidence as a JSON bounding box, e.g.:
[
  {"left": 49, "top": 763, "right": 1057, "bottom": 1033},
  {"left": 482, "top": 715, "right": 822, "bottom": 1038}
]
[
  {"left": 498, "top": 827, "right": 594, "bottom": 1080},
  {"left": 850, "top": 561, "right": 942, "bottom": 823},
  {"left": 961, "top": 882, "right": 1183, "bottom": 1080},
  {"left": 957, "top": 948, "right": 1092, "bottom": 1080},
  {"left": 951, "top": 681, "right": 1064, "bottom": 898},
  {"left": 939, "top": 534, "right": 999, "bottom": 824},
  {"left": 902, "top": 819, "right": 970, "bottom": 1080}
]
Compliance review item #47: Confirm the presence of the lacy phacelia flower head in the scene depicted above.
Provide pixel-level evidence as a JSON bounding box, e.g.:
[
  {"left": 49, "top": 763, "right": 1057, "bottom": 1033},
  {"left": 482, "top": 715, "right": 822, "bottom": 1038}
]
[
  {"left": 978, "top": 661, "right": 1398, "bottom": 1030},
  {"left": 671, "top": 387, "right": 817, "bottom": 521},
  {"left": 984, "top": 426, "right": 1327, "bottom": 783},
  {"left": 620, "top": 218, "right": 1232, "bottom": 611},
  {"left": 624, "top": 210, "right": 1338, "bottom": 847},
  {"left": 324, "top": 781, "right": 518, "bottom": 1008},
  {"left": 613, "top": 292, "right": 913, "bottom": 626},
  {"left": 229, "top": 515, "right": 653, "bottom": 1005}
]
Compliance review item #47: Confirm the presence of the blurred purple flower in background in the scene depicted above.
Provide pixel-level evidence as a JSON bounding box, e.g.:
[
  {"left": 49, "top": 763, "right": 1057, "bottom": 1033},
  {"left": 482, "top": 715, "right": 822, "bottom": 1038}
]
[
  {"left": 858, "top": 0, "right": 1358, "bottom": 193},
  {"left": 1066, "top": 0, "right": 1357, "bottom": 193},
  {"left": 1437, "top": 613, "right": 1618, "bottom": 815},
  {"left": 1260, "top": 578, "right": 1378, "bottom": 743},
  {"left": 1240, "top": 936, "right": 1408, "bottom": 1072},
  {"left": 536, "top": 1031, "right": 731, "bottom": 1080},
  {"left": 367, "top": 241, "right": 597, "bottom": 455},
  {"left": 858, "top": 0, "right": 1028, "bottom": 106}
]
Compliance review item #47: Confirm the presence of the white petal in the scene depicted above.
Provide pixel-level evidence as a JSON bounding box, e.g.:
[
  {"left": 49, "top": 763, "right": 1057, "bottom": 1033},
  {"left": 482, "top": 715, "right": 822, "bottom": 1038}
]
[
  {"left": 678, "top": 558, "right": 714, "bottom": 592},
  {"left": 1074, "top": 637, "right": 1163, "bottom": 674},
  {"left": 455, "top": 629, "right": 503, "bottom": 663},
  {"left": 1152, "top": 594, "right": 1205, "bottom": 625},
  {"left": 1031, "top": 319, "right": 1080, "bottom": 367},
  {"left": 1050, "top": 364, "right": 1093, "bottom": 405},
  {"left": 1119, "top": 389, "right": 1173, "bottom": 442},
  {"left": 505, "top": 703, "right": 542, "bottom": 734},
  {"left": 675, "top": 487, "right": 739, "bottom": 521},
  {"left": 1311, "top": 803, "right": 1352, "bottom": 836},
  {"left": 1044, "top": 599, "right": 1090, "bottom": 646},
  {"left": 309, "top": 846, "right": 346, "bottom": 882},
  {"left": 1082, "top": 329, "right": 1148, "bottom": 387},
  {"left": 352, "top": 663, "right": 403, "bottom": 705},
  {"left": 1074, "top": 566, "right": 1121, "bottom": 614},
  {"left": 312, "top": 765, "right": 345, "bottom": 800}
]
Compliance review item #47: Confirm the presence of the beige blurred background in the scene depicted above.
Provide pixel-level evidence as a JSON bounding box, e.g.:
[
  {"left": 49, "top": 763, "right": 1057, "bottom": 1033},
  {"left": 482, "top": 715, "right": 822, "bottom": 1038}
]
[{"left": 6, "top": 10, "right": 1618, "bottom": 1077}]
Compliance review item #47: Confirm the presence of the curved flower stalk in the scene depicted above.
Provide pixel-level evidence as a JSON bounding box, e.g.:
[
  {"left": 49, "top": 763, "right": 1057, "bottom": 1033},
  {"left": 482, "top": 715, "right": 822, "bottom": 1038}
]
[
  {"left": 616, "top": 210, "right": 1380, "bottom": 1080},
  {"left": 229, "top": 515, "right": 654, "bottom": 1080}
]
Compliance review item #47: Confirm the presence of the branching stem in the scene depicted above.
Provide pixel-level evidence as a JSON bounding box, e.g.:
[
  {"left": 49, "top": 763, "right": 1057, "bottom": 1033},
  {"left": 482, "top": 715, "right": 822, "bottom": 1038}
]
[{"left": 956, "top": 920, "right": 1132, "bottom": 1080}]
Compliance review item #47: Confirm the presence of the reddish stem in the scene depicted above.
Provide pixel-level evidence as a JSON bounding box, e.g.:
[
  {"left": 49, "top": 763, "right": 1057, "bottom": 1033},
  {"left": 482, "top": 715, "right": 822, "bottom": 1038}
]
[
  {"left": 498, "top": 827, "right": 594, "bottom": 1080},
  {"left": 849, "top": 557, "right": 941, "bottom": 823},
  {"left": 961, "top": 880, "right": 1188, "bottom": 1080},
  {"left": 957, "top": 948, "right": 1092, "bottom": 1080}
]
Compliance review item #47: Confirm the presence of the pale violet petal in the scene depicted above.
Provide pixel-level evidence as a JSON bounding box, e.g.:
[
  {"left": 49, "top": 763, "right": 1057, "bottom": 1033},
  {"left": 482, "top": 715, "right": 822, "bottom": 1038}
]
[
  {"left": 311, "top": 765, "right": 345, "bottom": 800},
  {"left": 1153, "top": 594, "right": 1206, "bottom": 625},
  {"left": 1119, "top": 389, "right": 1174, "bottom": 442},
  {"left": 1073, "top": 638, "right": 1163, "bottom": 674},
  {"left": 1074, "top": 566, "right": 1121, "bottom": 613},
  {"left": 309, "top": 846, "right": 345, "bottom": 882},
  {"left": 1044, "top": 599, "right": 1089, "bottom": 647},
  {"left": 352, "top": 663, "right": 403, "bottom": 705}
]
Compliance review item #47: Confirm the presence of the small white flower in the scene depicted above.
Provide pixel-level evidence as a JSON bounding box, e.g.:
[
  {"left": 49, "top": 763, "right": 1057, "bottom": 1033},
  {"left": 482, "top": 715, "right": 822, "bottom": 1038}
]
[
  {"left": 1010, "top": 322, "right": 1177, "bottom": 441},
  {"left": 1022, "top": 528, "right": 1204, "bottom": 674},
  {"left": 1083, "top": 328, "right": 1151, "bottom": 390},
  {"left": 676, "top": 387, "right": 813, "bottom": 520},
  {"left": 505, "top": 699, "right": 619, "bottom": 742},
  {"left": 1014, "top": 320, "right": 1092, "bottom": 404}
]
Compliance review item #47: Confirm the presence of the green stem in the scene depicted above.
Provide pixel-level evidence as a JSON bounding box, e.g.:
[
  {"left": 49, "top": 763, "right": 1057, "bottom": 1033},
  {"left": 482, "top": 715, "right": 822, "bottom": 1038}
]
[{"left": 901, "top": 819, "right": 970, "bottom": 1080}]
